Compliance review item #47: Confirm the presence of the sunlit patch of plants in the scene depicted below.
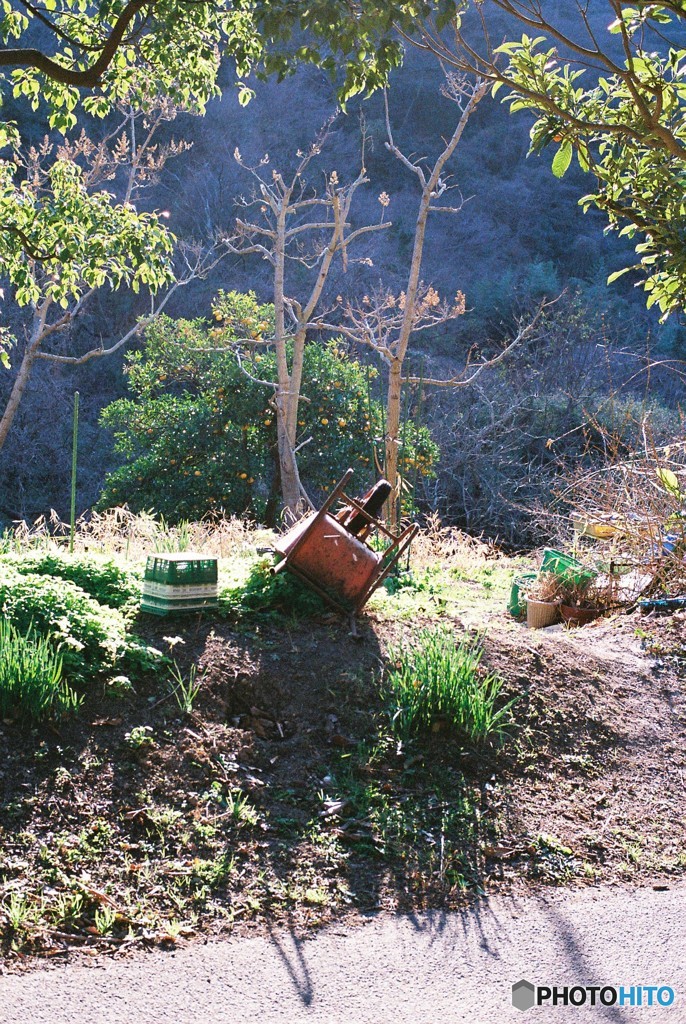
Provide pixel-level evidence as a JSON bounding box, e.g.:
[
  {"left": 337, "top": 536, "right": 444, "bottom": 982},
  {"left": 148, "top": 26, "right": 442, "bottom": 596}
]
[{"left": 383, "top": 627, "right": 515, "bottom": 745}]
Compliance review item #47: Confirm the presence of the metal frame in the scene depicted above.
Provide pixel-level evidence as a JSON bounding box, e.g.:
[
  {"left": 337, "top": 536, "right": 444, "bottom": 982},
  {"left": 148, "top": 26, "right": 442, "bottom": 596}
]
[{"left": 274, "top": 469, "right": 419, "bottom": 615}]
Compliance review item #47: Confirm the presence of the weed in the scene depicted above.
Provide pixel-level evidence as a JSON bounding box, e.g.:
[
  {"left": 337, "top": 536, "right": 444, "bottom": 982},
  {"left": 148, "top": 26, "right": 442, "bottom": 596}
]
[
  {"left": 220, "top": 558, "right": 322, "bottom": 620},
  {"left": 191, "top": 852, "right": 236, "bottom": 888},
  {"left": 225, "top": 789, "right": 259, "bottom": 827},
  {"left": 94, "top": 905, "right": 117, "bottom": 935},
  {"left": 125, "top": 725, "right": 155, "bottom": 750},
  {"left": 51, "top": 892, "right": 84, "bottom": 927},
  {"left": 531, "top": 834, "right": 580, "bottom": 882},
  {"left": 193, "top": 821, "right": 218, "bottom": 843},
  {"left": 303, "top": 887, "right": 329, "bottom": 906},
  {"left": 169, "top": 661, "right": 202, "bottom": 714},
  {"left": 4, "top": 892, "right": 33, "bottom": 932},
  {"left": 384, "top": 627, "right": 515, "bottom": 745},
  {"left": 146, "top": 807, "right": 182, "bottom": 835}
]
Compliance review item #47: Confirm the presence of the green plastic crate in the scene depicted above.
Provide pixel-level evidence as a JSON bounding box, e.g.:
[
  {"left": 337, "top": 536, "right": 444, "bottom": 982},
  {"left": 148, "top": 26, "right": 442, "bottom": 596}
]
[
  {"left": 540, "top": 548, "right": 596, "bottom": 587},
  {"left": 144, "top": 554, "right": 218, "bottom": 586},
  {"left": 141, "top": 554, "right": 218, "bottom": 616}
]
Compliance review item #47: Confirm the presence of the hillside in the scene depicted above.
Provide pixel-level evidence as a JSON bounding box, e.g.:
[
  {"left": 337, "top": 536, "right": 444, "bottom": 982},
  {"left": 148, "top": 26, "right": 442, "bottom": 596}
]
[{"left": 1, "top": 520, "right": 684, "bottom": 962}]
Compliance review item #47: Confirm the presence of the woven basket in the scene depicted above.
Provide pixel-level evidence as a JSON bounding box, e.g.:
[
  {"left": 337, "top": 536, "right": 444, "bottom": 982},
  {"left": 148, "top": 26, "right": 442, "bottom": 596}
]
[{"left": 526, "top": 597, "right": 560, "bottom": 629}]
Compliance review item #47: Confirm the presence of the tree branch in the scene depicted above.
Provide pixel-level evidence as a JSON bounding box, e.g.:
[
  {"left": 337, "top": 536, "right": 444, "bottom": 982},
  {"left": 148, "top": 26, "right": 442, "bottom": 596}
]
[{"left": 0, "top": 0, "right": 150, "bottom": 87}]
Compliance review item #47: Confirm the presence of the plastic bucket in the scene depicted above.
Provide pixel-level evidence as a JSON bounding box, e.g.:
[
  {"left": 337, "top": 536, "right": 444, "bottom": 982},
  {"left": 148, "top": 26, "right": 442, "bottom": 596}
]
[
  {"left": 508, "top": 572, "right": 538, "bottom": 618},
  {"left": 540, "top": 548, "right": 596, "bottom": 586}
]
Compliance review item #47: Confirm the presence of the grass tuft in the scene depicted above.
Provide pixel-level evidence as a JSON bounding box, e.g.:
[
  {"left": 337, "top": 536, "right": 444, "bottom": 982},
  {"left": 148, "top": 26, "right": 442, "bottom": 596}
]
[
  {"left": 0, "top": 618, "right": 81, "bottom": 722},
  {"left": 384, "top": 627, "right": 515, "bottom": 745}
]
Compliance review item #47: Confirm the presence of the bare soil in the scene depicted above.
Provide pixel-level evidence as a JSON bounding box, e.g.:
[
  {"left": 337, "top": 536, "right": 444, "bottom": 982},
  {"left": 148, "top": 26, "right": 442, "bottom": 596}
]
[{"left": 1, "top": 591, "right": 684, "bottom": 966}]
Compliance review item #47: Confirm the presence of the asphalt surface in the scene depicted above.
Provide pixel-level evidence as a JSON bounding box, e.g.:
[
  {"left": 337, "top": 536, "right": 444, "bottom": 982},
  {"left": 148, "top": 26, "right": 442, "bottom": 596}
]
[{"left": 1, "top": 884, "right": 684, "bottom": 1023}]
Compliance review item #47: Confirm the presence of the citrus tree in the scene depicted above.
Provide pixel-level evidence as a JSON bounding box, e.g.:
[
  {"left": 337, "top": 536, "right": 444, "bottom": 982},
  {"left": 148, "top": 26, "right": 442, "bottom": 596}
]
[{"left": 98, "top": 295, "right": 438, "bottom": 524}]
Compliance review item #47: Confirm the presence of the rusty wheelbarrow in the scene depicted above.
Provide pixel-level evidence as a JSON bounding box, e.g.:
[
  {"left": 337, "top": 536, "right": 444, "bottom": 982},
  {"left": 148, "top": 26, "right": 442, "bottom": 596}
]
[{"left": 273, "top": 469, "right": 418, "bottom": 615}]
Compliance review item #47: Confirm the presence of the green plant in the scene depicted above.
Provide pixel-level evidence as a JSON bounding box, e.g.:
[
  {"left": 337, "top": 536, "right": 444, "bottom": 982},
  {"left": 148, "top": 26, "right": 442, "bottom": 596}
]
[
  {"left": 106, "top": 674, "right": 136, "bottom": 697},
  {"left": 4, "top": 892, "right": 34, "bottom": 933},
  {"left": 153, "top": 517, "right": 194, "bottom": 553},
  {"left": 0, "top": 565, "right": 161, "bottom": 683},
  {"left": 220, "top": 558, "right": 323, "bottom": 619},
  {"left": 169, "top": 661, "right": 202, "bottom": 713},
  {"left": 0, "top": 552, "right": 142, "bottom": 611},
  {"left": 384, "top": 627, "right": 515, "bottom": 745},
  {"left": 124, "top": 725, "right": 155, "bottom": 750},
  {"left": 0, "top": 618, "right": 81, "bottom": 722},
  {"left": 94, "top": 905, "right": 117, "bottom": 935},
  {"left": 225, "top": 789, "right": 259, "bottom": 827},
  {"left": 191, "top": 852, "right": 236, "bottom": 888},
  {"left": 531, "top": 833, "right": 580, "bottom": 883},
  {"left": 51, "top": 891, "right": 84, "bottom": 927}
]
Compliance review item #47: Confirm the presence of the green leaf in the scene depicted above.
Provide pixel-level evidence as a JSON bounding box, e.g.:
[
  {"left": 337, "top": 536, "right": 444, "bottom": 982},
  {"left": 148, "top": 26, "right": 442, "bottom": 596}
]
[
  {"left": 237, "top": 83, "right": 255, "bottom": 106},
  {"left": 551, "top": 141, "right": 572, "bottom": 178},
  {"left": 657, "top": 468, "right": 682, "bottom": 498},
  {"left": 607, "top": 267, "right": 631, "bottom": 284}
]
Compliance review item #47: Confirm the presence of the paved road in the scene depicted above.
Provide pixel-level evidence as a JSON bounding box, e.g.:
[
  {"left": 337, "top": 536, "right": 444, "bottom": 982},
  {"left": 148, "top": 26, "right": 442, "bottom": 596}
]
[{"left": 1, "top": 884, "right": 684, "bottom": 1024}]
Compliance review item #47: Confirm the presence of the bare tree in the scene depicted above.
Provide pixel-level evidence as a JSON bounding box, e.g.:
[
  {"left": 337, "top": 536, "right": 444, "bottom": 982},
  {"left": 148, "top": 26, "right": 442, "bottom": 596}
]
[
  {"left": 311, "top": 75, "right": 487, "bottom": 525},
  {"left": 223, "top": 121, "right": 390, "bottom": 515},
  {"left": 317, "top": 74, "right": 554, "bottom": 528}
]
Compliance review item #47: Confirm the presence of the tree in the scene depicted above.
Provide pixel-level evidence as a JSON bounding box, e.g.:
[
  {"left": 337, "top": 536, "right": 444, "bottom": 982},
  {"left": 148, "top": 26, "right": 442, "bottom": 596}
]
[
  {"left": 337, "top": 76, "right": 485, "bottom": 525},
  {"left": 0, "top": 101, "right": 219, "bottom": 450},
  {"left": 323, "top": 72, "right": 552, "bottom": 527},
  {"left": 0, "top": 0, "right": 409, "bottom": 124},
  {"left": 403, "top": 1, "right": 686, "bottom": 317},
  {"left": 220, "top": 125, "right": 389, "bottom": 513}
]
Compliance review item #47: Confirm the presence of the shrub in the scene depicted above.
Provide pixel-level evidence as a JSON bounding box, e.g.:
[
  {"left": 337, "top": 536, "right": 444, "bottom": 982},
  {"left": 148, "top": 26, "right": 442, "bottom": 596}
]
[
  {"left": 219, "top": 558, "right": 323, "bottom": 619},
  {"left": 429, "top": 292, "right": 684, "bottom": 544},
  {"left": 384, "top": 627, "right": 514, "bottom": 745},
  {"left": 0, "top": 553, "right": 141, "bottom": 612},
  {"left": 0, "top": 567, "right": 156, "bottom": 683},
  {"left": 0, "top": 619, "right": 81, "bottom": 723}
]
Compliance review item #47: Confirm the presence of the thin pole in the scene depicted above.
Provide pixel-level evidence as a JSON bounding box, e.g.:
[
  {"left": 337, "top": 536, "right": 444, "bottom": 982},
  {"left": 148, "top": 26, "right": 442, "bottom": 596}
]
[{"left": 69, "top": 391, "right": 79, "bottom": 554}]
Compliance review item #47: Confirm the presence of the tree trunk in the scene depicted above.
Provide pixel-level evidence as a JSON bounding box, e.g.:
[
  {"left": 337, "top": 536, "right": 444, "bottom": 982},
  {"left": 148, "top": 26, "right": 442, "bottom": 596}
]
[
  {"left": 271, "top": 201, "right": 305, "bottom": 516},
  {"left": 385, "top": 357, "right": 403, "bottom": 530},
  {"left": 276, "top": 393, "right": 304, "bottom": 516},
  {"left": 0, "top": 300, "right": 54, "bottom": 452},
  {"left": 0, "top": 334, "right": 42, "bottom": 451}
]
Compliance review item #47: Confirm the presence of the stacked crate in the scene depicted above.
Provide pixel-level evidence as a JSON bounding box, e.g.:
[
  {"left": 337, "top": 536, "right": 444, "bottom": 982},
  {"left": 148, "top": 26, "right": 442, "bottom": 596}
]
[{"left": 141, "top": 554, "right": 218, "bottom": 616}]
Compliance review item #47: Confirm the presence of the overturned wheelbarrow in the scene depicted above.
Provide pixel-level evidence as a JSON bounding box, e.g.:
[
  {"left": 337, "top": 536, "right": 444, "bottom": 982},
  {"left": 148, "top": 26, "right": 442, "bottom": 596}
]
[{"left": 273, "top": 469, "right": 418, "bottom": 615}]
